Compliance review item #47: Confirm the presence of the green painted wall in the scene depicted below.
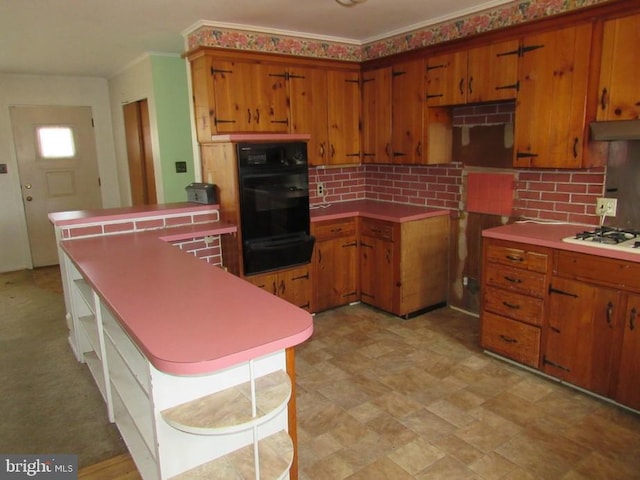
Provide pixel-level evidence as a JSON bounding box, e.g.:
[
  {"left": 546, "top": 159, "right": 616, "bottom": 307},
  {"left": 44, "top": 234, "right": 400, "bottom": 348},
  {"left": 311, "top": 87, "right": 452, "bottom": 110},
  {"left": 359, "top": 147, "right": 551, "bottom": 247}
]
[{"left": 151, "top": 55, "right": 194, "bottom": 202}]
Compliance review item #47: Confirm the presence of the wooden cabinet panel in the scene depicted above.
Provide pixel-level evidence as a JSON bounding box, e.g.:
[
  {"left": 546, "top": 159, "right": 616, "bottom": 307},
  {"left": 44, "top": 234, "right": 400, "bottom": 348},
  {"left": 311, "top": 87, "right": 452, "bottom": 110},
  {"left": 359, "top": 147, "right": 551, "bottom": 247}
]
[
  {"left": 597, "top": 13, "right": 640, "bottom": 122},
  {"left": 614, "top": 294, "right": 640, "bottom": 410},
  {"left": 485, "top": 243, "right": 549, "bottom": 273},
  {"left": 391, "top": 59, "right": 425, "bottom": 164},
  {"left": 467, "top": 40, "right": 520, "bottom": 103},
  {"left": 481, "top": 311, "right": 541, "bottom": 368},
  {"left": 361, "top": 67, "right": 392, "bottom": 164},
  {"left": 426, "top": 51, "right": 467, "bottom": 106},
  {"left": 513, "top": 24, "right": 592, "bottom": 168},
  {"left": 484, "top": 285, "right": 544, "bottom": 326},
  {"left": 544, "top": 276, "right": 620, "bottom": 396},
  {"left": 245, "top": 265, "right": 311, "bottom": 311},
  {"left": 289, "top": 67, "right": 330, "bottom": 167},
  {"left": 484, "top": 263, "right": 546, "bottom": 297},
  {"left": 327, "top": 70, "right": 361, "bottom": 165},
  {"left": 360, "top": 233, "right": 395, "bottom": 313}
]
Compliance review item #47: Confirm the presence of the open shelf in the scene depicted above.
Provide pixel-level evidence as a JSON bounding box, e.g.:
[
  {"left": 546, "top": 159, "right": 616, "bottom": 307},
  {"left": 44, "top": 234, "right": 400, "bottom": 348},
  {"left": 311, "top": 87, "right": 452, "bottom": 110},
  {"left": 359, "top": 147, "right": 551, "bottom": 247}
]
[
  {"left": 169, "top": 430, "right": 293, "bottom": 480},
  {"left": 161, "top": 370, "right": 291, "bottom": 435}
]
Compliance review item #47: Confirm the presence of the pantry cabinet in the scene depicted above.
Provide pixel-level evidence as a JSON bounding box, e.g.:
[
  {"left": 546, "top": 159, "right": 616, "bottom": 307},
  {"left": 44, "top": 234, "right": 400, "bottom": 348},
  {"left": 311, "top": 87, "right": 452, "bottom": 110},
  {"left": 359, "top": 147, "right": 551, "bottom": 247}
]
[
  {"left": 359, "top": 214, "right": 449, "bottom": 318},
  {"left": 513, "top": 23, "right": 592, "bottom": 168},
  {"left": 596, "top": 13, "right": 640, "bottom": 122},
  {"left": 425, "top": 39, "right": 519, "bottom": 106},
  {"left": 311, "top": 217, "right": 358, "bottom": 312},
  {"left": 245, "top": 264, "right": 312, "bottom": 311}
]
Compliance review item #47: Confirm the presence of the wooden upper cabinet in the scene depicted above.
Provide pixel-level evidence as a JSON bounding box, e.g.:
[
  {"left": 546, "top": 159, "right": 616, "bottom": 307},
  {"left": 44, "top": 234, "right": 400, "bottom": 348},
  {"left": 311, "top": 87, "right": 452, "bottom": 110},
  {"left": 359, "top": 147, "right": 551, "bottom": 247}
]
[
  {"left": 211, "top": 60, "right": 289, "bottom": 133},
  {"left": 326, "top": 70, "right": 361, "bottom": 165},
  {"left": 361, "top": 67, "right": 392, "bottom": 164},
  {"left": 289, "top": 67, "right": 330, "bottom": 167},
  {"left": 426, "top": 40, "right": 519, "bottom": 106},
  {"left": 426, "top": 51, "right": 467, "bottom": 106},
  {"left": 391, "top": 59, "right": 426, "bottom": 164},
  {"left": 467, "top": 40, "right": 520, "bottom": 103},
  {"left": 513, "top": 23, "right": 593, "bottom": 168},
  {"left": 597, "top": 13, "right": 640, "bottom": 121}
]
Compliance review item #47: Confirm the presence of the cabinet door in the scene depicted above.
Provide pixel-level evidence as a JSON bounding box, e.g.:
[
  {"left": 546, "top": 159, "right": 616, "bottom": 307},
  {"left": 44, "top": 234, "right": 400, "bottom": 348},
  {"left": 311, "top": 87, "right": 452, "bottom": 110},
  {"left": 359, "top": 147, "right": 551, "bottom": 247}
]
[
  {"left": 614, "top": 293, "right": 640, "bottom": 410},
  {"left": 211, "top": 60, "right": 255, "bottom": 132},
  {"left": 597, "top": 13, "right": 640, "bottom": 122},
  {"left": 289, "top": 67, "right": 329, "bottom": 167},
  {"left": 327, "top": 70, "right": 361, "bottom": 165},
  {"left": 426, "top": 51, "right": 467, "bottom": 106},
  {"left": 315, "top": 236, "right": 358, "bottom": 311},
  {"left": 245, "top": 272, "right": 279, "bottom": 295},
  {"left": 391, "top": 59, "right": 425, "bottom": 164},
  {"left": 360, "top": 236, "right": 394, "bottom": 312},
  {"left": 545, "top": 277, "right": 620, "bottom": 395},
  {"left": 253, "top": 64, "right": 290, "bottom": 132},
  {"left": 513, "top": 24, "right": 592, "bottom": 168},
  {"left": 279, "top": 265, "right": 311, "bottom": 311},
  {"left": 467, "top": 39, "right": 520, "bottom": 103},
  {"left": 361, "top": 67, "right": 392, "bottom": 164}
]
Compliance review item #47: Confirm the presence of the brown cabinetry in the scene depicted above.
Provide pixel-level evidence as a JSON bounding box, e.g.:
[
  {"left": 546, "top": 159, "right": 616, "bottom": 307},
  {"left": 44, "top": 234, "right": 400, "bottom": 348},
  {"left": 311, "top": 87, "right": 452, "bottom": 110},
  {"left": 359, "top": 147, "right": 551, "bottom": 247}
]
[
  {"left": 615, "top": 293, "right": 640, "bottom": 409},
  {"left": 362, "top": 59, "right": 452, "bottom": 165},
  {"left": 513, "top": 24, "right": 592, "bottom": 168},
  {"left": 481, "top": 239, "right": 550, "bottom": 368},
  {"left": 311, "top": 218, "right": 358, "bottom": 312},
  {"left": 359, "top": 214, "right": 449, "bottom": 317},
  {"left": 245, "top": 264, "right": 312, "bottom": 312},
  {"left": 425, "top": 40, "right": 519, "bottom": 106},
  {"left": 596, "top": 13, "right": 640, "bottom": 122}
]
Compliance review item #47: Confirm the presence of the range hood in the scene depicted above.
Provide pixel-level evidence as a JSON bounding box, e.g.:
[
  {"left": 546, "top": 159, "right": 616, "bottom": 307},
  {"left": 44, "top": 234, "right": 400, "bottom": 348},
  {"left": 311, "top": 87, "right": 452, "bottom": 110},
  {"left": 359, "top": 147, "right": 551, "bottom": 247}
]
[{"left": 590, "top": 120, "right": 640, "bottom": 141}]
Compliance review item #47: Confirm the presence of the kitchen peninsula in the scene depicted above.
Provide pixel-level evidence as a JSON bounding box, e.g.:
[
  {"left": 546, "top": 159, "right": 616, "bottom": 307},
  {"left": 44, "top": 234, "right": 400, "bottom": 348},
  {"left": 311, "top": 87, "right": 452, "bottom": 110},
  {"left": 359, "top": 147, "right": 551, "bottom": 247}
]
[{"left": 49, "top": 203, "right": 313, "bottom": 480}]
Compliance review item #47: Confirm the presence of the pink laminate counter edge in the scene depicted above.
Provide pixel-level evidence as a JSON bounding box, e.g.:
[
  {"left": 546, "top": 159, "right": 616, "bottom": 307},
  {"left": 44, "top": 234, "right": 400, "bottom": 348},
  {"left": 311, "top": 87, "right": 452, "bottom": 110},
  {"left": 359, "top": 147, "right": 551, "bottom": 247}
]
[
  {"left": 61, "top": 223, "right": 313, "bottom": 376},
  {"left": 48, "top": 202, "right": 218, "bottom": 227},
  {"left": 482, "top": 222, "right": 640, "bottom": 263},
  {"left": 310, "top": 200, "right": 451, "bottom": 223}
]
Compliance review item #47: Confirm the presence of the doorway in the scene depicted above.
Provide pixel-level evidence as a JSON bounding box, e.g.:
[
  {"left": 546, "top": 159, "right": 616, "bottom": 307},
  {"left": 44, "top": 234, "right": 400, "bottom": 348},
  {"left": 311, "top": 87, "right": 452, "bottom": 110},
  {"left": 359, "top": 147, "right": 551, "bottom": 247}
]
[
  {"left": 123, "top": 99, "right": 157, "bottom": 205},
  {"left": 10, "top": 105, "right": 102, "bottom": 267}
]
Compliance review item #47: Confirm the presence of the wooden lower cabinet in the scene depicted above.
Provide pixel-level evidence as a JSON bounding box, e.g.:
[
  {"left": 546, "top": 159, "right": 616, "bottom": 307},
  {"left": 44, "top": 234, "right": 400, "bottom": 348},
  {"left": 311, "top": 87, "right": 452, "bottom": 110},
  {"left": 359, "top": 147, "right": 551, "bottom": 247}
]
[
  {"left": 359, "top": 214, "right": 449, "bottom": 317},
  {"left": 311, "top": 218, "right": 358, "bottom": 312},
  {"left": 245, "top": 264, "right": 311, "bottom": 311},
  {"left": 481, "top": 239, "right": 640, "bottom": 411},
  {"left": 481, "top": 238, "right": 550, "bottom": 369}
]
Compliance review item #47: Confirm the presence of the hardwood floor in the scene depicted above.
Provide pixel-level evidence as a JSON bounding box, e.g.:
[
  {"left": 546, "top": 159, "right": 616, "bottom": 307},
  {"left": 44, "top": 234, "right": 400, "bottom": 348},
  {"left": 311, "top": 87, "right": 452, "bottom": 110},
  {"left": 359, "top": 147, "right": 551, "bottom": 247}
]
[{"left": 78, "top": 454, "right": 141, "bottom": 480}]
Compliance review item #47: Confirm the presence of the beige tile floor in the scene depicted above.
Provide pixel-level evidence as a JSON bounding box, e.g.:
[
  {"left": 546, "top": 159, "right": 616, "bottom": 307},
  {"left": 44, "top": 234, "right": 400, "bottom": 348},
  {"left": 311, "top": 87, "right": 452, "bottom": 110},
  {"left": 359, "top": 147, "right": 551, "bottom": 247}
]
[{"left": 295, "top": 304, "right": 640, "bottom": 480}]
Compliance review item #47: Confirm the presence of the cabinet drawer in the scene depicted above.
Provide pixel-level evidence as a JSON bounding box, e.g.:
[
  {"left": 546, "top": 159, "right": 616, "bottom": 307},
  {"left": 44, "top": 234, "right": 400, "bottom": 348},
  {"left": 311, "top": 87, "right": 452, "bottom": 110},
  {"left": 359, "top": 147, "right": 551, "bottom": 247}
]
[
  {"left": 486, "top": 243, "right": 548, "bottom": 273},
  {"left": 481, "top": 311, "right": 541, "bottom": 368},
  {"left": 360, "top": 218, "right": 395, "bottom": 241},
  {"left": 485, "top": 263, "right": 546, "bottom": 297},
  {"left": 312, "top": 218, "right": 356, "bottom": 241},
  {"left": 555, "top": 250, "right": 640, "bottom": 292},
  {"left": 483, "top": 285, "right": 544, "bottom": 326}
]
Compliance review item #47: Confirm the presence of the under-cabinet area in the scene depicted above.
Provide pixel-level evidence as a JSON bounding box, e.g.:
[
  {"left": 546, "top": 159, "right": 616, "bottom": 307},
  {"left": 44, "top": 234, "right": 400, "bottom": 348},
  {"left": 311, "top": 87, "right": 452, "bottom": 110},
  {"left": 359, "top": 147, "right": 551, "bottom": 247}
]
[{"left": 481, "top": 227, "right": 640, "bottom": 412}]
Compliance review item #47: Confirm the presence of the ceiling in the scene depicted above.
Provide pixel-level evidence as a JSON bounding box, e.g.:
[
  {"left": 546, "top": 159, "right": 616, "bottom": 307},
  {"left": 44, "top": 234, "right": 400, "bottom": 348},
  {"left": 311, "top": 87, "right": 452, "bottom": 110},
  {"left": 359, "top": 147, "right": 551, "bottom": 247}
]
[{"left": 0, "top": 0, "right": 514, "bottom": 78}]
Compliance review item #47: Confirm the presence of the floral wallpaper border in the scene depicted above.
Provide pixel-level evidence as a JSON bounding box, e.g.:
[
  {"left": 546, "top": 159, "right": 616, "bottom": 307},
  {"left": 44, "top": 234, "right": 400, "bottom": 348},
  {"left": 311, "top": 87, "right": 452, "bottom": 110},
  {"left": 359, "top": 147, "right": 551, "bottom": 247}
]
[{"left": 186, "top": 0, "right": 610, "bottom": 62}]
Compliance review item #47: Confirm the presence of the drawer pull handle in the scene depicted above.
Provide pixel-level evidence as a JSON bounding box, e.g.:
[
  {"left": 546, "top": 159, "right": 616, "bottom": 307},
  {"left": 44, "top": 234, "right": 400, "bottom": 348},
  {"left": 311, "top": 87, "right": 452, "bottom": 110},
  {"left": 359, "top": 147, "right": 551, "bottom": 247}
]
[
  {"left": 631, "top": 307, "right": 637, "bottom": 331},
  {"left": 499, "top": 334, "right": 517, "bottom": 344},
  {"left": 504, "top": 276, "right": 522, "bottom": 284},
  {"left": 606, "top": 301, "right": 614, "bottom": 328},
  {"left": 503, "top": 301, "right": 520, "bottom": 310},
  {"left": 506, "top": 254, "right": 523, "bottom": 262},
  {"left": 330, "top": 228, "right": 343, "bottom": 233}
]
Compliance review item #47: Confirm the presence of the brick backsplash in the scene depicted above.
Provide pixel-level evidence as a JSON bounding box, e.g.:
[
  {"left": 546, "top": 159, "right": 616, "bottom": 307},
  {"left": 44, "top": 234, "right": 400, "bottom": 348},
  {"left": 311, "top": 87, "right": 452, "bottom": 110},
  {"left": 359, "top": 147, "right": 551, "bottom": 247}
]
[
  {"left": 309, "top": 101, "right": 606, "bottom": 225},
  {"left": 171, "top": 237, "right": 223, "bottom": 266}
]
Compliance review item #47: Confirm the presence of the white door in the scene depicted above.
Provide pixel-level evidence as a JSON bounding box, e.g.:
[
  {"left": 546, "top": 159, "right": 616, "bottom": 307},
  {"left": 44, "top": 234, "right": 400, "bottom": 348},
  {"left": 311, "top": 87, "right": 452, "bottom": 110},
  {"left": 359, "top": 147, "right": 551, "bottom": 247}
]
[{"left": 10, "top": 105, "right": 102, "bottom": 267}]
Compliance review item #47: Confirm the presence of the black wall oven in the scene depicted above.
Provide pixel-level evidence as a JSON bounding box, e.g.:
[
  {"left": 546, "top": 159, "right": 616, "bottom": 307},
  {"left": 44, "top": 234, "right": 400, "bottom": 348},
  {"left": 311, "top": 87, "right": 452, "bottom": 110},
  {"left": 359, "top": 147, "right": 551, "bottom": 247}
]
[{"left": 237, "top": 142, "right": 315, "bottom": 275}]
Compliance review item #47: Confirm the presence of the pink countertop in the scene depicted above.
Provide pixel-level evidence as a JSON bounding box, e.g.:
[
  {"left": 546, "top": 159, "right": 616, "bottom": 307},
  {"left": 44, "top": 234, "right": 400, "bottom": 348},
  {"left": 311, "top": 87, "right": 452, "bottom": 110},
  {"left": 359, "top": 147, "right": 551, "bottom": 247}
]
[
  {"left": 61, "top": 224, "right": 313, "bottom": 376},
  {"left": 483, "top": 221, "right": 640, "bottom": 264},
  {"left": 49, "top": 202, "right": 218, "bottom": 227},
  {"left": 310, "top": 200, "right": 451, "bottom": 223},
  {"left": 209, "top": 133, "right": 311, "bottom": 143}
]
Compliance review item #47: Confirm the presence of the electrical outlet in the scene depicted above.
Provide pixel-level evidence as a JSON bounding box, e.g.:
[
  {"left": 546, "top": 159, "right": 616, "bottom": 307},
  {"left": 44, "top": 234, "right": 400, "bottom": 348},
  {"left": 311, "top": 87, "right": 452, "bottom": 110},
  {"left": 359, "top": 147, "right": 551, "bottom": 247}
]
[
  {"left": 596, "top": 197, "right": 617, "bottom": 217},
  {"left": 317, "top": 182, "right": 325, "bottom": 196}
]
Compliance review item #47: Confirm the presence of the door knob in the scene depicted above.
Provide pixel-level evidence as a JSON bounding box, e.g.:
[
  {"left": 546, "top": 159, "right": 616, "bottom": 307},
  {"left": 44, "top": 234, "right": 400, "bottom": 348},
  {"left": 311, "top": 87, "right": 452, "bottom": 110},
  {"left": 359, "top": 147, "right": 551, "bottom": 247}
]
[{"left": 26, "top": 196, "right": 33, "bottom": 201}]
